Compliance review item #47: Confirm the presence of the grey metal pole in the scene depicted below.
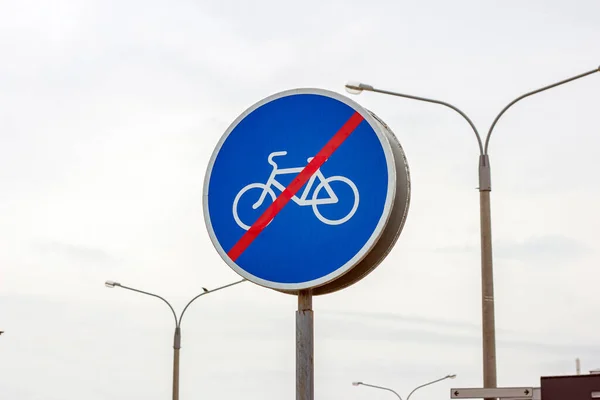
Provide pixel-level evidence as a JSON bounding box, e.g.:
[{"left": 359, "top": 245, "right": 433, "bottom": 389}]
[
  {"left": 296, "top": 289, "right": 314, "bottom": 400},
  {"left": 173, "top": 327, "right": 181, "bottom": 400},
  {"left": 479, "top": 186, "right": 496, "bottom": 398}
]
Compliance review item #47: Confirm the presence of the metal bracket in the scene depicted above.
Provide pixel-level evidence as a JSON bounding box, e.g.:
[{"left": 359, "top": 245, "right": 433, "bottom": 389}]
[
  {"left": 478, "top": 155, "right": 491, "bottom": 191},
  {"left": 173, "top": 327, "right": 181, "bottom": 349}
]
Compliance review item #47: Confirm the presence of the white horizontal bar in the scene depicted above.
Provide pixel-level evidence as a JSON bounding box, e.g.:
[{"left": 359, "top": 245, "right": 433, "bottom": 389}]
[{"left": 451, "top": 387, "right": 534, "bottom": 398}]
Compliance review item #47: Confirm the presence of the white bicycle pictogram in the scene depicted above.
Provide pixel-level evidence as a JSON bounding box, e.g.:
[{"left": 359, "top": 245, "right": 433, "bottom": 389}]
[{"left": 232, "top": 151, "right": 360, "bottom": 231}]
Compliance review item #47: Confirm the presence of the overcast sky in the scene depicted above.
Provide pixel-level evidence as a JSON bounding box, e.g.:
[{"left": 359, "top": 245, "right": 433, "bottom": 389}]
[{"left": 1, "top": 0, "right": 599, "bottom": 399}]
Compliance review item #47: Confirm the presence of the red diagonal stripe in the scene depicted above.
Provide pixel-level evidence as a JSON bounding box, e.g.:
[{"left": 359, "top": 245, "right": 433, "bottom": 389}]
[{"left": 227, "top": 111, "right": 364, "bottom": 261}]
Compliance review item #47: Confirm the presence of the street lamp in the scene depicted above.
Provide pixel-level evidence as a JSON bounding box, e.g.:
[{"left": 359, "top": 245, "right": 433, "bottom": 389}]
[
  {"left": 105, "top": 278, "right": 246, "bottom": 400},
  {"left": 352, "top": 374, "right": 456, "bottom": 400},
  {"left": 345, "top": 66, "right": 599, "bottom": 394}
]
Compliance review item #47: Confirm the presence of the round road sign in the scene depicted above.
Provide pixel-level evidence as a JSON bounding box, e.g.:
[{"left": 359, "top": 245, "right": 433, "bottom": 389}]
[{"left": 204, "top": 88, "right": 410, "bottom": 294}]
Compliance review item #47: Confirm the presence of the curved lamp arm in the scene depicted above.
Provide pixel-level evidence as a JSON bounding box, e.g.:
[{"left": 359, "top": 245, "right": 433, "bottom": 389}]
[
  {"left": 484, "top": 66, "right": 599, "bottom": 154},
  {"left": 178, "top": 278, "right": 246, "bottom": 326},
  {"left": 353, "top": 382, "right": 403, "bottom": 400},
  {"left": 345, "top": 82, "right": 490, "bottom": 189},
  {"left": 111, "top": 282, "right": 178, "bottom": 328},
  {"left": 345, "top": 82, "right": 483, "bottom": 155},
  {"left": 406, "top": 374, "right": 456, "bottom": 400}
]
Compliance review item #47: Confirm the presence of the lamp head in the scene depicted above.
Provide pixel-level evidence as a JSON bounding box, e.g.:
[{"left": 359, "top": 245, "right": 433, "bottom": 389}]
[
  {"left": 447, "top": 374, "right": 457, "bottom": 379},
  {"left": 105, "top": 280, "right": 121, "bottom": 288},
  {"left": 344, "top": 81, "right": 374, "bottom": 95},
  {"left": 352, "top": 382, "right": 362, "bottom": 386}
]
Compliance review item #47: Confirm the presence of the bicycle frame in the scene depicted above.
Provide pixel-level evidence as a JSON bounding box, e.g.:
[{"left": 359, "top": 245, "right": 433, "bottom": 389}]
[
  {"left": 257, "top": 165, "right": 338, "bottom": 206},
  {"left": 232, "top": 152, "right": 360, "bottom": 230}
]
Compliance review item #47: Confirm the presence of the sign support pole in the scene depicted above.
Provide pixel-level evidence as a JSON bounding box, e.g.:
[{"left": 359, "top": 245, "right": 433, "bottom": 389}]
[{"left": 296, "top": 289, "right": 314, "bottom": 400}]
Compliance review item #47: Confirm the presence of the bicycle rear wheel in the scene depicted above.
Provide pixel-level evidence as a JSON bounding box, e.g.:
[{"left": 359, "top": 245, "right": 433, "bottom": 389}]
[{"left": 232, "top": 183, "right": 277, "bottom": 230}]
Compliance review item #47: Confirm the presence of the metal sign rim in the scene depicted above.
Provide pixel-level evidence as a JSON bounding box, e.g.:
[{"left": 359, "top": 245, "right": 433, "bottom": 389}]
[{"left": 203, "top": 87, "right": 397, "bottom": 290}]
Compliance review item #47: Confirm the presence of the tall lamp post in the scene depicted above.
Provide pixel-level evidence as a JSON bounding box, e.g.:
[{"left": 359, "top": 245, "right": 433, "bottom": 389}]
[
  {"left": 352, "top": 374, "right": 456, "bottom": 399},
  {"left": 345, "top": 66, "right": 599, "bottom": 394},
  {"left": 105, "top": 278, "right": 246, "bottom": 400}
]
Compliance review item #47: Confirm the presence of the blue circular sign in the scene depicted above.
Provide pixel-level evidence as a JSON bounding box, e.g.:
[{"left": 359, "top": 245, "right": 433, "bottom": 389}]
[{"left": 204, "top": 89, "right": 404, "bottom": 291}]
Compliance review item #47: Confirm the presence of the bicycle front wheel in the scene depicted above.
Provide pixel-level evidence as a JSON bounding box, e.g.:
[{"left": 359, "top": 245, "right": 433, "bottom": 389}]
[{"left": 311, "top": 176, "right": 359, "bottom": 225}]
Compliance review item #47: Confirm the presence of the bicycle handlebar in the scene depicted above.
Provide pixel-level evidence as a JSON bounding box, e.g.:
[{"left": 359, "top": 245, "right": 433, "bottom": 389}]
[{"left": 268, "top": 151, "right": 288, "bottom": 166}]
